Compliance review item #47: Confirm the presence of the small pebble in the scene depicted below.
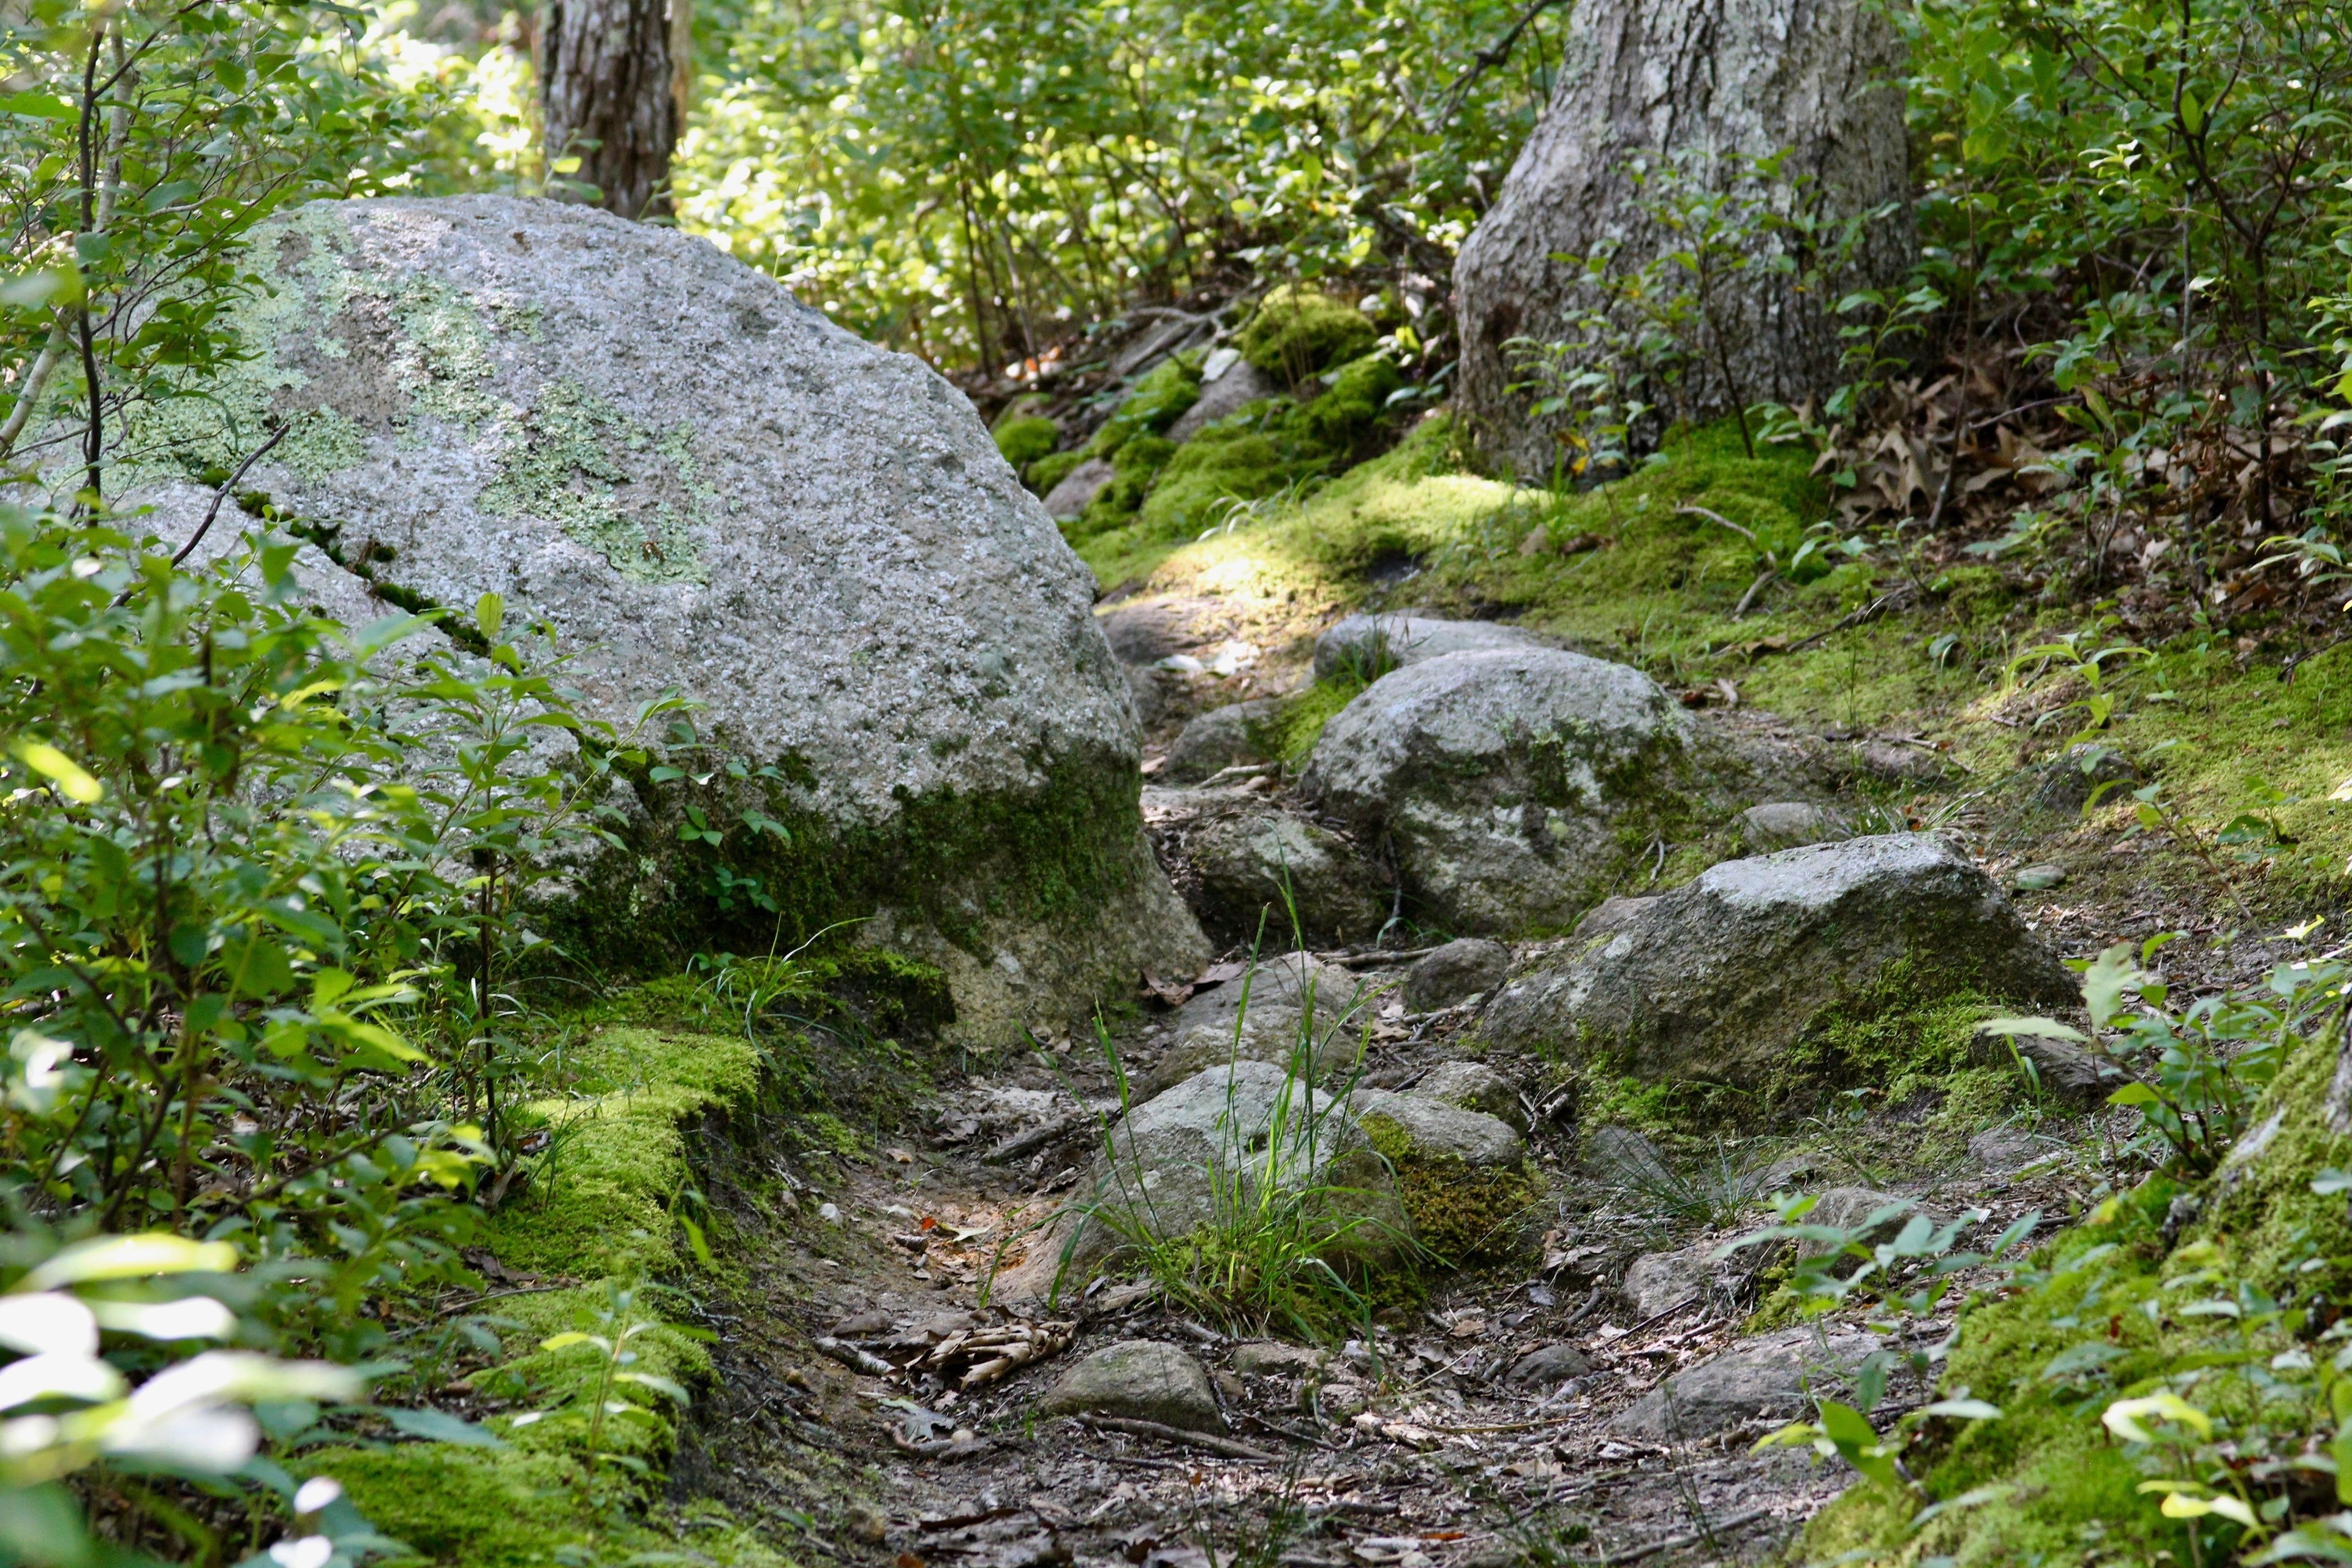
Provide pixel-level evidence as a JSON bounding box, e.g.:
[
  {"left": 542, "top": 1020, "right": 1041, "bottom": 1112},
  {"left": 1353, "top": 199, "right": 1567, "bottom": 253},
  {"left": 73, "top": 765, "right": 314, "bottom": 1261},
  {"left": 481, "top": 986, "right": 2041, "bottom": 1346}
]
[
  {"left": 2013, "top": 864, "right": 2067, "bottom": 891},
  {"left": 818, "top": 1201, "right": 842, "bottom": 1224}
]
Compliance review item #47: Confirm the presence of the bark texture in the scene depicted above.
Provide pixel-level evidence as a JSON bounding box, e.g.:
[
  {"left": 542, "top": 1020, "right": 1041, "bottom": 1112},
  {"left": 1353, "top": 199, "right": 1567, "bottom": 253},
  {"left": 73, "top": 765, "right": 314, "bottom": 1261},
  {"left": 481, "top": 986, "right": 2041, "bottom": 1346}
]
[
  {"left": 1452, "top": 0, "right": 1913, "bottom": 477},
  {"left": 541, "top": 0, "right": 687, "bottom": 220}
]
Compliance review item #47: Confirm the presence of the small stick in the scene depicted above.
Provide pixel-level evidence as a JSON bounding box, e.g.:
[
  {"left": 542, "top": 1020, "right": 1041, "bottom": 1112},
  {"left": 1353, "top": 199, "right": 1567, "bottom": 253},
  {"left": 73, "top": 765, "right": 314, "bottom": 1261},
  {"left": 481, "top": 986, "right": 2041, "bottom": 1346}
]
[
  {"left": 1076, "top": 1415, "right": 1281, "bottom": 1461},
  {"left": 172, "top": 423, "right": 291, "bottom": 567},
  {"left": 812, "top": 1336, "right": 897, "bottom": 1378}
]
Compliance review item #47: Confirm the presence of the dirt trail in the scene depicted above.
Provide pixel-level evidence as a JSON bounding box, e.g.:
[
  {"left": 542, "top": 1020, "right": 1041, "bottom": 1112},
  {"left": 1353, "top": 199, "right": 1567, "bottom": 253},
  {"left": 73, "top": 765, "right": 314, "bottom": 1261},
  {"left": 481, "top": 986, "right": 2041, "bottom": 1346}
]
[{"left": 669, "top": 973, "right": 2119, "bottom": 1568}]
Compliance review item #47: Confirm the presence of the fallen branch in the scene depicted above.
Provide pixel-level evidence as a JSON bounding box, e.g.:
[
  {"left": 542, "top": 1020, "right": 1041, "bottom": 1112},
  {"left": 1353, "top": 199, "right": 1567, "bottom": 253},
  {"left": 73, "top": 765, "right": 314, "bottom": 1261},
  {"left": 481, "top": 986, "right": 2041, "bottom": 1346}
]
[
  {"left": 983, "top": 1114, "right": 1092, "bottom": 1166},
  {"left": 1074, "top": 1415, "right": 1281, "bottom": 1461},
  {"left": 812, "top": 1336, "right": 897, "bottom": 1378}
]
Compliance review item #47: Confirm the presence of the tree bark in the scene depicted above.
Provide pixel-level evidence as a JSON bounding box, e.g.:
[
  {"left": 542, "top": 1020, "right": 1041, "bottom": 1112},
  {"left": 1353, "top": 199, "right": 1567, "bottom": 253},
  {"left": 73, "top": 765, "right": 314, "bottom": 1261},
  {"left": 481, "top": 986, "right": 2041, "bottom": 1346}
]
[
  {"left": 1453, "top": 0, "right": 1914, "bottom": 478},
  {"left": 541, "top": 0, "right": 691, "bottom": 221}
]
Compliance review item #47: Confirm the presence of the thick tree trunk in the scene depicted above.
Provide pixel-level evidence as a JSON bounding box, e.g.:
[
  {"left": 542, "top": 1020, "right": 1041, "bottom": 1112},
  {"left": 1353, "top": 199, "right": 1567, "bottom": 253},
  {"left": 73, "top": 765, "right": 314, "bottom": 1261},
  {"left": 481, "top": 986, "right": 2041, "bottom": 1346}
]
[
  {"left": 541, "top": 0, "right": 690, "bottom": 221},
  {"left": 1453, "top": 0, "right": 1913, "bottom": 478}
]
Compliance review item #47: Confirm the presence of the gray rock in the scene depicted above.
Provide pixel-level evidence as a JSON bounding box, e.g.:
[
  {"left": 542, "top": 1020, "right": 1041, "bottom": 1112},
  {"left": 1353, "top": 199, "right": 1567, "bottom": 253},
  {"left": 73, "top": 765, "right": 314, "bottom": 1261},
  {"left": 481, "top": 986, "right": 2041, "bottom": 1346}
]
[
  {"left": 1173, "top": 951, "right": 1374, "bottom": 1035},
  {"left": 1982, "top": 1031, "right": 2125, "bottom": 1107},
  {"left": 994, "top": 1060, "right": 1410, "bottom": 1302},
  {"left": 2032, "top": 744, "right": 2137, "bottom": 816},
  {"left": 1405, "top": 939, "right": 1513, "bottom": 1012},
  {"left": 1414, "top": 1060, "right": 1528, "bottom": 1134},
  {"left": 1506, "top": 1343, "right": 1594, "bottom": 1387},
  {"left": 1137, "top": 1006, "right": 1366, "bottom": 1101},
  {"left": 1097, "top": 595, "right": 1231, "bottom": 666},
  {"left": 1036, "top": 1341, "right": 1226, "bottom": 1431},
  {"left": 1313, "top": 614, "right": 1549, "bottom": 682},
  {"left": 1454, "top": 0, "right": 1913, "bottom": 478},
  {"left": 1807, "top": 1188, "right": 1940, "bottom": 1245},
  {"left": 1482, "top": 835, "right": 2078, "bottom": 1087},
  {"left": 1572, "top": 896, "right": 1656, "bottom": 940},
  {"left": 134, "top": 195, "right": 1204, "bottom": 1046},
  {"left": 1126, "top": 665, "right": 1177, "bottom": 729},
  {"left": 1231, "top": 1341, "right": 1329, "bottom": 1379},
  {"left": 1144, "top": 789, "right": 1387, "bottom": 947},
  {"left": 1581, "top": 1125, "right": 1672, "bottom": 1185},
  {"left": 1349, "top": 1088, "right": 1528, "bottom": 1169},
  {"left": 1302, "top": 649, "right": 1694, "bottom": 932},
  {"left": 1044, "top": 456, "right": 1116, "bottom": 518},
  {"left": 1735, "top": 801, "right": 1849, "bottom": 851},
  {"left": 1167, "top": 358, "right": 1285, "bottom": 442},
  {"left": 2013, "top": 863, "right": 2068, "bottom": 891},
  {"left": 1161, "top": 701, "right": 1281, "bottom": 784},
  {"left": 1969, "top": 1125, "right": 2060, "bottom": 1171},
  {"left": 1622, "top": 1246, "right": 1710, "bottom": 1321},
  {"left": 1610, "top": 1326, "right": 1878, "bottom": 1439}
]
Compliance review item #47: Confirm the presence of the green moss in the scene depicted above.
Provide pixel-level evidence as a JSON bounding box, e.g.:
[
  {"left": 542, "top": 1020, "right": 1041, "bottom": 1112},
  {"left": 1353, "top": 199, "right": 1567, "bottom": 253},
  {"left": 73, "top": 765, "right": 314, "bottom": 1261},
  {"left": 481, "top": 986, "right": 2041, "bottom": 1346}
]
[
  {"left": 303, "top": 1445, "right": 588, "bottom": 1568},
  {"left": 993, "top": 414, "right": 1060, "bottom": 471},
  {"left": 1028, "top": 448, "right": 1087, "bottom": 495},
  {"left": 546, "top": 741, "right": 1147, "bottom": 982},
  {"left": 1357, "top": 1113, "right": 1540, "bottom": 1266},
  {"left": 1295, "top": 353, "right": 1404, "bottom": 453},
  {"left": 2197, "top": 1015, "right": 2352, "bottom": 1291},
  {"left": 1238, "top": 286, "right": 1378, "bottom": 386},
  {"left": 1084, "top": 357, "right": 1201, "bottom": 460}
]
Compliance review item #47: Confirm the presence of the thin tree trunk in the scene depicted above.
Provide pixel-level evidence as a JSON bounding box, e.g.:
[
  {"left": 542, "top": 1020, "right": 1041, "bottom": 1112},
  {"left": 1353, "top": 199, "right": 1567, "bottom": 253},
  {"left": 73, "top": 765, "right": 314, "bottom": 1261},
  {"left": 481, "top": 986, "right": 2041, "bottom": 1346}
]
[{"left": 541, "top": 0, "right": 690, "bottom": 219}]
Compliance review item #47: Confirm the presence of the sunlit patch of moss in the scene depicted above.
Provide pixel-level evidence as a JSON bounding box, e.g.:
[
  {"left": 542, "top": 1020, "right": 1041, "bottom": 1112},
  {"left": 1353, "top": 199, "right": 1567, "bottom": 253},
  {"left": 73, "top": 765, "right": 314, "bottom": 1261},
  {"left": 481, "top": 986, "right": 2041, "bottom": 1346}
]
[
  {"left": 1238, "top": 285, "right": 1378, "bottom": 386},
  {"left": 300, "top": 1444, "right": 588, "bottom": 1568}
]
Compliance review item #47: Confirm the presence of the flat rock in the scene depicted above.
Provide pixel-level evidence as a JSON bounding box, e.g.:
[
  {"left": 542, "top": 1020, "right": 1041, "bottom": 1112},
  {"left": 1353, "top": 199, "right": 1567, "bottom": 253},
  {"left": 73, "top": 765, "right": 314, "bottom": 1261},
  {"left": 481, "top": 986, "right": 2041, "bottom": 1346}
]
[
  {"left": 1161, "top": 701, "right": 1282, "bottom": 784},
  {"left": 1043, "top": 456, "right": 1115, "bottom": 518},
  {"left": 1302, "top": 649, "right": 1694, "bottom": 932},
  {"left": 1610, "top": 1325, "right": 1878, "bottom": 1439},
  {"left": 1807, "top": 1188, "right": 1940, "bottom": 1244},
  {"left": 1167, "top": 358, "right": 1284, "bottom": 442},
  {"left": 1312, "top": 614, "right": 1549, "bottom": 682},
  {"left": 2032, "top": 743, "right": 2136, "bottom": 815},
  {"left": 1231, "top": 1341, "right": 1330, "bottom": 1379},
  {"left": 1036, "top": 1340, "right": 1226, "bottom": 1431},
  {"left": 1482, "top": 834, "right": 2078, "bottom": 1087},
  {"left": 1969, "top": 1125, "right": 2063, "bottom": 1170},
  {"left": 137, "top": 194, "right": 1204, "bottom": 1044},
  {"left": 1097, "top": 595, "right": 1233, "bottom": 666},
  {"left": 2013, "top": 863, "right": 2067, "bottom": 891},
  {"left": 1621, "top": 1246, "right": 1711, "bottom": 1321},
  {"left": 1735, "top": 801, "right": 1849, "bottom": 851},
  {"left": 1172, "top": 951, "right": 1372, "bottom": 1035},
  {"left": 1136, "top": 1005, "right": 1364, "bottom": 1101},
  {"left": 1506, "top": 1343, "right": 1594, "bottom": 1387},
  {"left": 1414, "top": 1060, "right": 1528, "bottom": 1134},
  {"left": 1404, "top": 939, "right": 1513, "bottom": 1012},
  {"left": 1349, "top": 1088, "right": 1527, "bottom": 1168}
]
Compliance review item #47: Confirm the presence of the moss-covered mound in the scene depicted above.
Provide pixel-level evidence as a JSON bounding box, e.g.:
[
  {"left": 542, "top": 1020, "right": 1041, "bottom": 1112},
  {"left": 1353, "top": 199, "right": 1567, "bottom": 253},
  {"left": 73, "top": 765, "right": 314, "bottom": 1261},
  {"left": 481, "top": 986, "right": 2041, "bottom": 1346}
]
[{"left": 1238, "top": 285, "right": 1379, "bottom": 386}]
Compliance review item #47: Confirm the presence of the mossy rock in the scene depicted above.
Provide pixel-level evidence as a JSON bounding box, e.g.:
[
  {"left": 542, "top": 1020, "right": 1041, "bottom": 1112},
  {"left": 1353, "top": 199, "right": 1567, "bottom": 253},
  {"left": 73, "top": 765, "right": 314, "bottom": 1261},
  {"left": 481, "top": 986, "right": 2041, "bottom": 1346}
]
[
  {"left": 1084, "top": 357, "right": 1202, "bottom": 460},
  {"left": 1239, "top": 285, "right": 1379, "bottom": 387},
  {"left": 1353, "top": 1090, "right": 1538, "bottom": 1265},
  {"left": 1028, "top": 448, "right": 1087, "bottom": 495},
  {"left": 993, "top": 413, "right": 1060, "bottom": 471}
]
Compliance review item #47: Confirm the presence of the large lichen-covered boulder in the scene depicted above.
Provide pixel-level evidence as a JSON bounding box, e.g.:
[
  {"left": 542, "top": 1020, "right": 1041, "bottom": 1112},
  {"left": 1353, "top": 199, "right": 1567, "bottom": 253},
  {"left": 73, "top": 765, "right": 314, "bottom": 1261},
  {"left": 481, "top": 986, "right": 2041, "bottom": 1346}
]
[
  {"left": 991, "top": 1060, "right": 1412, "bottom": 1302},
  {"left": 130, "top": 194, "right": 1205, "bottom": 1041},
  {"left": 1300, "top": 649, "right": 1694, "bottom": 932},
  {"left": 1480, "top": 834, "right": 2077, "bottom": 1088},
  {"left": 1452, "top": 0, "right": 1913, "bottom": 477}
]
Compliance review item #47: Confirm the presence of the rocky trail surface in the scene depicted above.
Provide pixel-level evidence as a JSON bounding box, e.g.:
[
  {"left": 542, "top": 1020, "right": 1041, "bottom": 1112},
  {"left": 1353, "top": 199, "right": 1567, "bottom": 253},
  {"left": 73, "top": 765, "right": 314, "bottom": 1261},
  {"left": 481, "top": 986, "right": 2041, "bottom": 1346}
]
[{"left": 653, "top": 598, "right": 2275, "bottom": 1568}]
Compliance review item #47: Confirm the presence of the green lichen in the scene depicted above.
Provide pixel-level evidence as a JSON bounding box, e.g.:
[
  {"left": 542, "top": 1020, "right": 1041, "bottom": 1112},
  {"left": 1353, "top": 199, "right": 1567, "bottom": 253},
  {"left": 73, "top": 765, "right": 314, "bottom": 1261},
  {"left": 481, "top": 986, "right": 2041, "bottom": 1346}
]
[
  {"left": 478, "top": 380, "right": 709, "bottom": 586},
  {"left": 1238, "top": 286, "right": 1379, "bottom": 386}
]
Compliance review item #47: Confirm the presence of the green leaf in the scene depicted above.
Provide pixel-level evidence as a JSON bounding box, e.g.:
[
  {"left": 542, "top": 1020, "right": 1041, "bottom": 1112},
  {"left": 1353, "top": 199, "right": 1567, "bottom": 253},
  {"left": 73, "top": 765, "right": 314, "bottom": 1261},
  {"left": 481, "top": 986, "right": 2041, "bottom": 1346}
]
[
  {"left": 382, "top": 1406, "right": 507, "bottom": 1447},
  {"left": 476, "top": 593, "right": 505, "bottom": 642}
]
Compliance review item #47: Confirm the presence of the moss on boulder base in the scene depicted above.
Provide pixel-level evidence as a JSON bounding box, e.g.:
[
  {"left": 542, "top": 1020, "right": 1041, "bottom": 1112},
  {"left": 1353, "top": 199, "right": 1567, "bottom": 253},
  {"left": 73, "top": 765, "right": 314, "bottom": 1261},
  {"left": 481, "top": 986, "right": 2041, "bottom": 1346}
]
[{"left": 1239, "top": 285, "right": 1379, "bottom": 386}]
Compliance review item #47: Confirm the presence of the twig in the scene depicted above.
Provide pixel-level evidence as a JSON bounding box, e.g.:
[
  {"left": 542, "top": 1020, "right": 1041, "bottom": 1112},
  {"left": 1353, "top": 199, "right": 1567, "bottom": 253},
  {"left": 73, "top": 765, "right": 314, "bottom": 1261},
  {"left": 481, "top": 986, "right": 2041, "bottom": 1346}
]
[
  {"left": 1731, "top": 568, "right": 1778, "bottom": 620},
  {"left": 1428, "top": 0, "right": 1570, "bottom": 132},
  {"left": 1074, "top": 1415, "right": 1282, "bottom": 1461},
  {"left": 1597, "top": 1508, "right": 1770, "bottom": 1566},
  {"left": 1675, "top": 503, "right": 1766, "bottom": 552},
  {"left": 982, "top": 1113, "right": 1091, "bottom": 1166},
  {"left": 1312, "top": 944, "right": 1444, "bottom": 969},
  {"left": 171, "top": 423, "right": 290, "bottom": 567},
  {"left": 1770, "top": 588, "right": 1913, "bottom": 657}
]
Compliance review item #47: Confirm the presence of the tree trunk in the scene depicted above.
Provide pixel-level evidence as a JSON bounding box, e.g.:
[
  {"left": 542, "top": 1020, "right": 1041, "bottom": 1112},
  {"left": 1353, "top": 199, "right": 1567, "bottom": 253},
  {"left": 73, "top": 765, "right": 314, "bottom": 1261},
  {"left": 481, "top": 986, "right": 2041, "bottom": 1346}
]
[
  {"left": 1453, "top": 0, "right": 1913, "bottom": 478},
  {"left": 541, "top": 0, "right": 690, "bottom": 221}
]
